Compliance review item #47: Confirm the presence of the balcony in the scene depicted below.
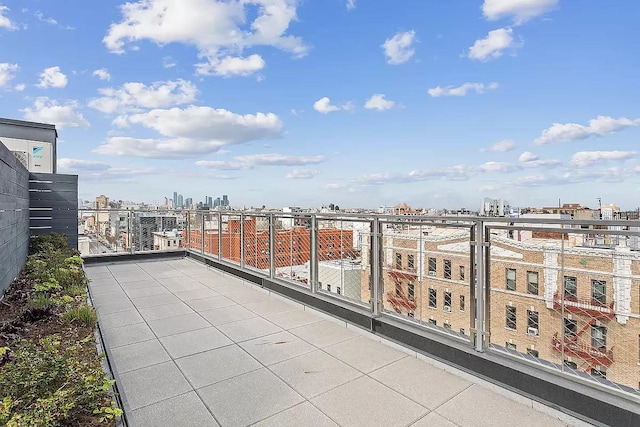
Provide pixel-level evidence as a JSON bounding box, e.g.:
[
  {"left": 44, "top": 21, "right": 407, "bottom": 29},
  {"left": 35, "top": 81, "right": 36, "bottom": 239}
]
[
  {"left": 551, "top": 334, "right": 614, "bottom": 367},
  {"left": 552, "top": 293, "right": 615, "bottom": 320}
]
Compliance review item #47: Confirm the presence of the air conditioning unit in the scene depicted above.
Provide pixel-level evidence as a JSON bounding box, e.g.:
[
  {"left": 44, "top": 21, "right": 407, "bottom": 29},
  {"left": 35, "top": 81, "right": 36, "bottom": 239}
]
[
  {"left": 11, "top": 150, "right": 29, "bottom": 169},
  {"left": 527, "top": 327, "right": 539, "bottom": 336},
  {"left": 428, "top": 271, "right": 436, "bottom": 277},
  {"left": 443, "top": 306, "right": 451, "bottom": 313}
]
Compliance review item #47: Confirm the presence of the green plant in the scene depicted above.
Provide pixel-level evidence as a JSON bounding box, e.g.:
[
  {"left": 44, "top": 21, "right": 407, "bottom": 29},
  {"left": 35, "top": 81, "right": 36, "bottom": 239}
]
[
  {"left": 29, "top": 234, "right": 69, "bottom": 256},
  {"left": 64, "top": 285, "right": 87, "bottom": 298},
  {"left": 33, "top": 278, "right": 61, "bottom": 294},
  {"left": 0, "top": 336, "right": 119, "bottom": 426},
  {"left": 62, "top": 305, "right": 97, "bottom": 327},
  {"left": 28, "top": 296, "right": 61, "bottom": 308},
  {"left": 64, "top": 256, "right": 84, "bottom": 266}
]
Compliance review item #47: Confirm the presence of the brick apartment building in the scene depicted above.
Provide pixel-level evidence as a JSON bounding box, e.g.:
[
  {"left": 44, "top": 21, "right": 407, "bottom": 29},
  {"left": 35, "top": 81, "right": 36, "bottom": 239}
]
[
  {"left": 360, "top": 227, "right": 640, "bottom": 390},
  {"left": 185, "top": 217, "right": 354, "bottom": 270}
]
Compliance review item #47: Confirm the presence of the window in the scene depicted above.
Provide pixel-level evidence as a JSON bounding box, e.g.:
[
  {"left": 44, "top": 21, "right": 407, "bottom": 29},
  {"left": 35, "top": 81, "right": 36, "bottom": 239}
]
[
  {"left": 408, "top": 283, "right": 415, "bottom": 299},
  {"left": 564, "top": 360, "right": 578, "bottom": 369},
  {"left": 444, "top": 322, "right": 452, "bottom": 330},
  {"left": 408, "top": 312, "right": 414, "bottom": 318},
  {"left": 527, "top": 310, "right": 539, "bottom": 335},
  {"left": 460, "top": 328, "right": 466, "bottom": 335},
  {"left": 564, "top": 319, "right": 577, "bottom": 339},
  {"left": 506, "top": 342, "right": 517, "bottom": 350},
  {"left": 407, "top": 254, "right": 415, "bottom": 269},
  {"left": 591, "top": 368, "right": 606, "bottom": 379},
  {"left": 337, "top": 287, "right": 341, "bottom": 295},
  {"left": 459, "top": 265, "right": 465, "bottom": 281},
  {"left": 592, "top": 280, "right": 606, "bottom": 305},
  {"left": 591, "top": 325, "right": 607, "bottom": 350},
  {"left": 506, "top": 306, "right": 517, "bottom": 330},
  {"left": 395, "top": 282, "right": 401, "bottom": 297},
  {"left": 327, "top": 284, "right": 331, "bottom": 292},
  {"left": 444, "top": 260, "right": 452, "bottom": 279},
  {"left": 428, "top": 319, "right": 437, "bottom": 326},
  {"left": 429, "top": 289, "right": 437, "bottom": 308},
  {"left": 527, "top": 348, "right": 539, "bottom": 358},
  {"left": 460, "top": 295, "right": 465, "bottom": 311},
  {"left": 428, "top": 258, "right": 437, "bottom": 275},
  {"left": 506, "top": 268, "right": 516, "bottom": 291},
  {"left": 527, "top": 271, "right": 539, "bottom": 295},
  {"left": 564, "top": 276, "right": 577, "bottom": 299},
  {"left": 395, "top": 253, "right": 402, "bottom": 269},
  {"left": 318, "top": 281, "right": 322, "bottom": 290},
  {"left": 444, "top": 292, "right": 452, "bottom": 310}
]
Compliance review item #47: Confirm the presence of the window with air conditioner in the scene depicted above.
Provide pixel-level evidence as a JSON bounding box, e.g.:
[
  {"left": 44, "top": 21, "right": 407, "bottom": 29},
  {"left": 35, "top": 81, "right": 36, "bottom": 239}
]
[
  {"left": 429, "top": 288, "right": 437, "bottom": 308},
  {"left": 444, "top": 292, "right": 452, "bottom": 312},
  {"left": 428, "top": 319, "right": 437, "bottom": 326},
  {"left": 527, "top": 310, "right": 539, "bottom": 336},
  {"left": 428, "top": 257, "right": 436, "bottom": 276}
]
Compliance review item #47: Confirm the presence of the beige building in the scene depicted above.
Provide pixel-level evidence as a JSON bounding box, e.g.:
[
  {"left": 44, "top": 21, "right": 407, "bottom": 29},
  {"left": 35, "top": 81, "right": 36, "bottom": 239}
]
[
  {"left": 153, "top": 230, "right": 182, "bottom": 250},
  {"left": 360, "top": 226, "right": 640, "bottom": 391}
]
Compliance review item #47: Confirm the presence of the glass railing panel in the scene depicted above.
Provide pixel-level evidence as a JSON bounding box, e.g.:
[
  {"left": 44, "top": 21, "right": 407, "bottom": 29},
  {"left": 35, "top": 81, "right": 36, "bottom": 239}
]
[
  {"left": 486, "top": 221, "right": 640, "bottom": 398},
  {"left": 316, "top": 217, "right": 371, "bottom": 306},
  {"left": 379, "top": 219, "right": 473, "bottom": 342},
  {"left": 201, "top": 211, "right": 219, "bottom": 257},
  {"left": 272, "top": 214, "right": 311, "bottom": 289},
  {"left": 242, "top": 213, "right": 270, "bottom": 276}
]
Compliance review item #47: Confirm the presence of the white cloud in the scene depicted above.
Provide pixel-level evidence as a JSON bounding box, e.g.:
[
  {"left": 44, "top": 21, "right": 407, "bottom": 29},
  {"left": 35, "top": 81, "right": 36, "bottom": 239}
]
[
  {"left": 429, "top": 82, "right": 499, "bottom": 97},
  {"left": 103, "top": 0, "right": 307, "bottom": 75},
  {"left": 58, "top": 158, "right": 160, "bottom": 182},
  {"left": 313, "top": 97, "right": 352, "bottom": 114},
  {"left": 0, "top": 5, "right": 16, "bottom": 29},
  {"left": 478, "top": 161, "right": 520, "bottom": 173},
  {"left": 364, "top": 94, "right": 396, "bottom": 111},
  {"left": 21, "top": 97, "right": 90, "bottom": 129},
  {"left": 534, "top": 115, "right": 640, "bottom": 145},
  {"left": 34, "top": 11, "right": 57, "bottom": 25},
  {"left": 346, "top": 0, "right": 356, "bottom": 10},
  {"left": 14, "top": 83, "right": 26, "bottom": 91},
  {"left": 196, "top": 154, "right": 325, "bottom": 170},
  {"left": 287, "top": 169, "right": 320, "bottom": 179},
  {"left": 468, "top": 28, "right": 519, "bottom": 61},
  {"left": 36, "top": 66, "right": 68, "bottom": 88},
  {"left": 58, "top": 158, "right": 111, "bottom": 171},
  {"left": 482, "top": 0, "right": 558, "bottom": 24},
  {"left": 569, "top": 151, "right": 636, "bottom": 167},
  {"left": 89, "top": 79, "right": 198, "bottom": 114},
  {"left": 486, "top": 139, "right": 515, "bottom": 152},
  {"left": 92, "top": 68, "right": 111, "bottom": 81},
  {"left": 163, "top": 56, "right": 177, "bottom": 68},
  {"left": 0, "top": 63, "right": 19, "bottom": 87},
  {"left": 519, "top": 151, "right": 538, "bottom": 162},
  {"left": 95, "top": 105, "right": 282, "bottom": 158},
  {"left": 197, "top": 54, "right": 265, "bottom": 77},
  {"left": 381, "top": 30, "right": 416, "bottom": 64}
]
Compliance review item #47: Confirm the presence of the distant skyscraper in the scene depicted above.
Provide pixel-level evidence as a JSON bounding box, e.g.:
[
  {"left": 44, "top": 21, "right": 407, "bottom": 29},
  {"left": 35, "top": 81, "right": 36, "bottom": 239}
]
[
  {"left": 222, "top": 195, "right": 229, "bottom": 207},
  {"left": 173, "top": 191, "right": 178, "bottom": 207},
  {"left": 177, "top": 194, "right": 184, "bottom": 207},
  {"left": 214, "top": 197, "right": 221, "bottom": 207},
  {"left": 185, "top": 198, "right": 193, "bottom": 208},
  {"left": 207, "top": 196, "right": 213, "bottom": 208}
]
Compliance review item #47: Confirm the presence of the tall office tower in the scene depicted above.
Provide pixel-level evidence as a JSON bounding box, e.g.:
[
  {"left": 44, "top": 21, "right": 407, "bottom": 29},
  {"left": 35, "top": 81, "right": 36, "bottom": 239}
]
[
  {"left": 185, "top": 198, "right": 193, "bottom": 208},
  {"left": 173, "top": 192, "right": 178, "bottom": 207},
  {"left": 177, "top": 194, "right": 184, "bottom": 207},
  {"left": 214, "top": 197, "right": 221, "bottom": 208},
  {"left": 207, "top": 196, "right": 213, "bottom": 208},
  {"left": 222, "top": 195, "right": 229, "bottom": 207}
]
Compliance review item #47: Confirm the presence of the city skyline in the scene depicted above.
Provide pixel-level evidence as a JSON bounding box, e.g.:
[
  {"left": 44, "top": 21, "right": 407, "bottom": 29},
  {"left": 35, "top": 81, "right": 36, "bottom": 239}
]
[{"left": 0, "top": 1, "right": 639, "bottom": 209}]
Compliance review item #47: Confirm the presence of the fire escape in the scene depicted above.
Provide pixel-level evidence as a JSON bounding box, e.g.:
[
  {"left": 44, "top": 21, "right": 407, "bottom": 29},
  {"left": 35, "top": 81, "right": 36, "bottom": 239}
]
[
  {"left": 385, "top": 266, "right": 417, "bottom": 314},
  {"left": 551, "top": 317, "right": 614, "bottom": 372},
  {"left": 552, "top": 293, "right": 614, "bottom": 320}
]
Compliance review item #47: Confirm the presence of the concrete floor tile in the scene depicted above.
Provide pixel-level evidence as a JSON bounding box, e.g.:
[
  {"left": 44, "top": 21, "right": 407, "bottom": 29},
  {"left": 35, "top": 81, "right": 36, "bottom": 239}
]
[
  {"left": 118, "top": 279, "right": 162, "bottom": 290},
  {"left": 103, "top": 322, "right": 156, "bottom": 348},
  {"left": 110, "top": 339, "right": 170, "bottom": 373},
  {"left": 94, "top": 299, "right": 135, "bottom": 315},
  {"left": 186, "top": 295, "right": 237, "bottom": 312},
  {"left": 176, "top": 345, "right": 261, "bottom": 389},
  {"left": 311, "top": 376, "right": 428, "bottom": 427},
  {"left": 436, "top": 385, "right": 567, "bottom": 427},
  {"left": 225, "top": 289, "right": 270, "bottom": 304},
  {"left": 132, "top": 391, "right": 219, "bottom": 427},
  {"left": 199, "top": 305, "right": 257, "bottom": 326},
  {"left": 369, "top": 357, "right": 472, "bottom": 410},
  {"left": 270, "top": 350, "right": 363, "bottom": 398},
  {"left": 119, "top": 362, "right": 192, "bottom": 410},
  {"left": 411, "top": 412, "right": 457, "bottom": 427},
  {"left": 239, "top": 331, "right": 316, "bottom": 366},
  {"left": 162, "top": 281, "right": 208, "bottom": 293},
  {"left": 131, "top": 293, "right": 181, "bottom": 308},
  {"left": 217, "top": 316, "right": 282, "bottom": 342},
  {"left": 160, "top": 326, "right": 232, "bottom": 359},
  {"left": 289, "top": 320, "right": 359, "bottom": 348},
  {"left": 244, "top": 298, "right": 302, "bottom": 316},
  {"left": 148, "top": 313, "right": 211, "bottom": 338},
  {"left": 324, "top": 336, "right": 407, "bottom": 373},
  {"left": 98, "top": 309, "right": 144, "bottom": 330},
  {"left": 198, "top": 368, "right": 303, "bottom": 427},
  {"left": 253, "top": 402, "right": 338, "bottom": 427},
  {"left": 138, "top": 301, "right": 195, "bottom": 322},
  {"left": 264, "top": 309, "right": 324, "bottom": 330},
  {"left": 124, "top": 286, "right": 170, "bottom": 299},
  {"left": 174, "top": 288, "right": 220, "bottom": 301}
]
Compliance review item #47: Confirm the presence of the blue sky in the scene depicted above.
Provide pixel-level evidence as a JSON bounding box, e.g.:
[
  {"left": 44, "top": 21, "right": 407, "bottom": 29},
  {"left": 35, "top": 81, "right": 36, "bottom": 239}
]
[{"left": 1, "top": 0, "right": 639, "bottom": 210}]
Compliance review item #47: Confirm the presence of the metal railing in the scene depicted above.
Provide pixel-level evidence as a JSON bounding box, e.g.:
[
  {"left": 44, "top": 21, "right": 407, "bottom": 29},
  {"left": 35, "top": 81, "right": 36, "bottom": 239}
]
[{"left": 78, "top": 208, "right": 640, "bottom": 400}]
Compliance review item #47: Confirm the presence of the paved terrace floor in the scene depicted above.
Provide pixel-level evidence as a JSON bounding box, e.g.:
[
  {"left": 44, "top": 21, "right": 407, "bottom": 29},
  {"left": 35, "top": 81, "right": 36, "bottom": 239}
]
[{"left": 85, "top": 258, "right": 589, "bottom": 427}]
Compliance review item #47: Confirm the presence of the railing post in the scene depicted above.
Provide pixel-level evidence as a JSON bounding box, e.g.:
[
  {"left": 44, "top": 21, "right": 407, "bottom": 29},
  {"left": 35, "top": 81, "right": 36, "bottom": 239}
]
[
  {"left": 474, "top": 219, "right": 486, "bottom": 352},
  {"left": 217, "top": 212, "right": 222, "bottom": 261},
  {"left": 310, "top": 215, "right": 318, "bottom": 293},
  {"left": 371, "top": 218, "right": 382, "bottom": 317},
  {"left": 269, "top": 214, "right": 276, "bottom": 279},
  {"left": 186, "top": 210, "right": 190, "bottom": 251},
  {"left": 240, "top": 213, "right": 245, "bottom": 268},
  {"left": 200, "top": 211, "right": 205, "bottom": 254},
  {"left": 128, "top": 211, "right": 134, "bottom": 254}
]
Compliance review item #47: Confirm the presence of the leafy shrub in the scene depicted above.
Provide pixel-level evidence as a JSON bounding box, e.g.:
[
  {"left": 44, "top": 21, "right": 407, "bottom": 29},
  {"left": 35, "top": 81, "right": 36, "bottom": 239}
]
[
  {"left": 62, "top": 305, "right": 97, "bottom": 327},
  {"left": 33, "top": 278, "right": 61, "bottom": 294},
  {"left": 0, "top": 336, "right": 121, "bottom": 426},
  {"left": 29, "top": 234, "right": 69, "bottom": 256},
  {"left": 28, "top": 296, "right": 61, "bottom": 308}
]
